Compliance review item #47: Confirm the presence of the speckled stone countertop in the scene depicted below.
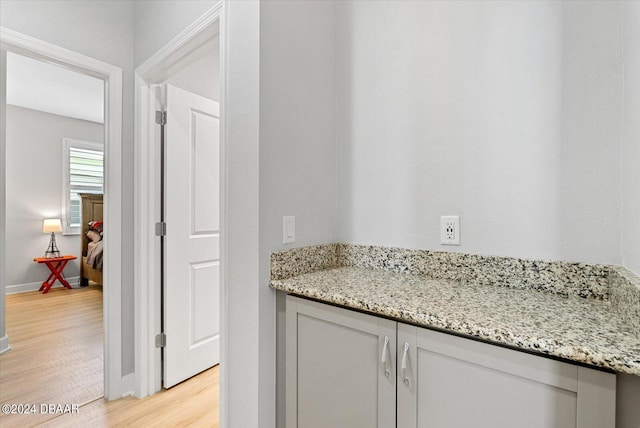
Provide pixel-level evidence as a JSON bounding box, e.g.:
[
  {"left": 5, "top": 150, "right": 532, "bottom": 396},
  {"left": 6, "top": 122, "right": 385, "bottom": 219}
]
[{"left": 270, "top": 245, "right": 640, "bottom": 376}]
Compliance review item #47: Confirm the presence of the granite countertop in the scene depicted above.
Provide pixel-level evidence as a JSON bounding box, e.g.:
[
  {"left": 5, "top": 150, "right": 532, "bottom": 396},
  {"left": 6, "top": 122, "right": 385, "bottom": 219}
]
[{"left": 271, "top": 266, "right": 640, "bottom": 376}]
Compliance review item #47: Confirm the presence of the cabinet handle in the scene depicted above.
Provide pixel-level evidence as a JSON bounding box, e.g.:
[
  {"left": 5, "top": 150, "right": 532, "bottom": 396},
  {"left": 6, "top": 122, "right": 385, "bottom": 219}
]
[
  {"left": 381, "top": 336, "right": 390, "bottom": 378},
  {"left": 401, "top": 342, "right": 410, "bottom": 387}
]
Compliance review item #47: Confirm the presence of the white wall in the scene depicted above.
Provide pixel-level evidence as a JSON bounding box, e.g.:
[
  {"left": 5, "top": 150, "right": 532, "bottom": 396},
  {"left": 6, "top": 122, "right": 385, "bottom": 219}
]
[
  {"left": 260, "top": 0, "right": 337, "bottom": 256},
  {"left": 2, "top": 3, "right": 636, "bottom": 427},
  {"left": 134, "top": 0, "right": 217, "bottom": 68},
  {"left": 165, "top": 35, "right": 220, "bottom": 101},
  {"left": 0, "top": 0, "right": 136, "bottom": 374},
  {"left": 333, "top": 3, "right": 639, "bottom": 426},
  {"left": 1, "top": 49, "right": 8, "bottom": 353},
  {"left": 560, "top": 1, "right": 624, "bottom": 265},
  {"left": 623, "top": 2, "right": 640, "bottom": 276},
  {"left": 5, "top": 105, "right": 104, "bottom": 288},
  {"left": 260, "top": 2, "right": 337, "bottom": 426},
  {"left": 221, "top": 1, "right": 261, "bottom": 426},
  {"left": 335, "top": 1, "right": 624, "bottom": 265}
]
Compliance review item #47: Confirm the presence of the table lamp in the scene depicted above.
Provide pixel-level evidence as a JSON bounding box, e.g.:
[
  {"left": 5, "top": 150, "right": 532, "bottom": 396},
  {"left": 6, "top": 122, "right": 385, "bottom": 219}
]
[{"left": 43, "top": 218, "right": 62, "bottom": 258}]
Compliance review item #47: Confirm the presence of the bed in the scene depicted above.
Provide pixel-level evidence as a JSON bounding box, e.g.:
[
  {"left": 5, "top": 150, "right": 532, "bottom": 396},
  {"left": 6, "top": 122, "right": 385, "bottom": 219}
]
[{"left": 80, "top": 193, "right": 104, "bottom": 287}]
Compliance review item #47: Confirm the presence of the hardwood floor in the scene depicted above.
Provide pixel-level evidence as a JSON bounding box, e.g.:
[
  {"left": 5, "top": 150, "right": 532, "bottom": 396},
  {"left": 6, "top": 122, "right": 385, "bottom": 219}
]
[
  {"left": 0, "top": 285, "right": 219, "bottom": 427},
  {"left": 40, "top": 366, "right": 219, "bottom": 428},
  {"left": 1, "top": 286, "right": 103, "bottom": 427}
]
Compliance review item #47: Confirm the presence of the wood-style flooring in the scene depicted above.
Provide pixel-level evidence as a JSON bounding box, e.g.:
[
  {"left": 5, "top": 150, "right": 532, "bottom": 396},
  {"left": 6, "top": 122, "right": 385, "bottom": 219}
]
[
  {"left": 0, "top": 285, "right": 219, "bottom": 427},
  {"left": 39, "top": 366, "right": 219, "bottom": 428}
]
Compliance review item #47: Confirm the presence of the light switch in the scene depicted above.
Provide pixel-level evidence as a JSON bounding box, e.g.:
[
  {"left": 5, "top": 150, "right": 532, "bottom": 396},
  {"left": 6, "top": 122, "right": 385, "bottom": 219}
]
[{"left": 283, "top": 216, "right": 295, "bottom": 244}]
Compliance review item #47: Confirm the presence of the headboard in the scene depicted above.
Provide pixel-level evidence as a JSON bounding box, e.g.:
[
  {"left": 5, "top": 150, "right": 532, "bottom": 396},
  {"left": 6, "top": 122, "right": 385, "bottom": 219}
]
[{"left": 80, "top": 193, "right": 103, "bottom": 257}]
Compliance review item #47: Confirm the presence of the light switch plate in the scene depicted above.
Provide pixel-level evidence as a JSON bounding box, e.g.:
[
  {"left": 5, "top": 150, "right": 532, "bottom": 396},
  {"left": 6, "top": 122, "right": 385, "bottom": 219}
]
[{"left": 283, "top": 216, "right": 295, "bottom": 244}]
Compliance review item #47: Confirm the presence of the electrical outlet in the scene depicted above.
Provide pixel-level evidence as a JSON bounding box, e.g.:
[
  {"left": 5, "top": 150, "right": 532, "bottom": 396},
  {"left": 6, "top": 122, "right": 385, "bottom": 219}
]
[{"left": 440, "top": 216, "right": 460, "bottom": 245}]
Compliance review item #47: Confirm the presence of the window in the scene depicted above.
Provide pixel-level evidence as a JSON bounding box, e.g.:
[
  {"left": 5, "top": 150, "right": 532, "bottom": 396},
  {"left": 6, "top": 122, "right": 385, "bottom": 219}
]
[{"left": 62, "top": 138, "right": 104, "bottom": 234}]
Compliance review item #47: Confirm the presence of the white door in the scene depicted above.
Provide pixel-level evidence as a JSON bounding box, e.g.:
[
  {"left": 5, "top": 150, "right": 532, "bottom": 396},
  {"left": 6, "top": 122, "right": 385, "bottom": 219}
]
[{"left": 163, "top": 84, "right": 220, "bottom": 388}]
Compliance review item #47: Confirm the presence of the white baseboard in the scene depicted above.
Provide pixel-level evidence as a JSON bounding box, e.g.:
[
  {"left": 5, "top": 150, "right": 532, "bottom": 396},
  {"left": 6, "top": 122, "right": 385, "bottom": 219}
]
[
  {"left": 6, "top": 276, "right": 80, "bottom": 294},
  {"left": 0, "top": 335, "right": 10, "bottom": 355},
  {"left": 121, "top": 373, "right": 135, "bottom": 397}
]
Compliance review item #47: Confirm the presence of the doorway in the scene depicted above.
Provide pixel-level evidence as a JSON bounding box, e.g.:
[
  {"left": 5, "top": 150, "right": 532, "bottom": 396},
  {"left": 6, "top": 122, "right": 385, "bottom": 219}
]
[
  {"left": 2, "top": 51, "right": 106, "bottom": 415},
  {"left": 0, "top": 27, "right": 124, "bottom": 400},
  {"left": 134, "top": 14, "right": 221, "bottom": 396}
]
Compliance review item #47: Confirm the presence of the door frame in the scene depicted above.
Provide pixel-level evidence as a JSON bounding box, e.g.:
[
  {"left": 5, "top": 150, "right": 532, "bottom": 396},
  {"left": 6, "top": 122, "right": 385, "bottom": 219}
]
[
  {"left": 134, "top": 3, "right": 222, "bottom": 398},
  {"left": 0, "top": 27, "right": 124, "bottom": 399}
]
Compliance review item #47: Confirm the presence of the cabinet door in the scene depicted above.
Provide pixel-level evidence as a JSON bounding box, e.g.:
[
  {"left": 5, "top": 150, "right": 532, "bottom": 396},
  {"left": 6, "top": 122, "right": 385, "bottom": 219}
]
[
  {"left": 397, "top": 324, "right": 616, "bottom": 428},
  {"left": 286, "top": 296, "right": 396, "bottom": 428}
]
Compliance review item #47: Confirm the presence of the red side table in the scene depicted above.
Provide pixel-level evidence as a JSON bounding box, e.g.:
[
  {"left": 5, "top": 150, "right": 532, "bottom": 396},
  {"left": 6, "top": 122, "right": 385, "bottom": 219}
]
[{"left": 33, "top": 255, "right": 77, "bottom": 294}]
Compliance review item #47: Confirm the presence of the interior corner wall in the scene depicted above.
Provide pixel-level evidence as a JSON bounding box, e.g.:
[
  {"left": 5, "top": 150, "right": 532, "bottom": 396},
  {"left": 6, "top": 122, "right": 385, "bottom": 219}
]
[
  {"left": 623, "top": 2, "right": 640, "bottom": 277},
  {"left": 5, "top": 105, "right": 103, "bottom": 288},
  {"left": 259, "top": 2, "right": 337, "bottom": 427},
  {"left": 259, "top": 0, "right": 337, "bottom": 255},
  {"left": 0, "top": 0, "right": 136, "bottom": 374},
  {"left": 335, "top": 0, "right": 624, "bottom": 265},
  {"left": 133, "top": 0, "right": 218, "bottom": 67}
]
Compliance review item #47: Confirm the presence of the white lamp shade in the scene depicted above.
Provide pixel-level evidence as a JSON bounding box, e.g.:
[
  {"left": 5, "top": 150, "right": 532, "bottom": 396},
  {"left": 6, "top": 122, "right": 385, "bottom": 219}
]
[{"left": 43, "top": 218, "right": 62, "bottom": 233}]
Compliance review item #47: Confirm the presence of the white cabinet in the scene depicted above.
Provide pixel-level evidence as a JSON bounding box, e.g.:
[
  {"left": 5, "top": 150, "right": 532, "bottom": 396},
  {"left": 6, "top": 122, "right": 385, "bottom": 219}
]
[
  {"left": 397, "top": 324, "right": 616, "bottom": 428},
  {"left": 285, "top": 296, "right": 396, "bottom": 427},
  {"left": 285, "top": 295, "right": 616, "bottom": 428}
]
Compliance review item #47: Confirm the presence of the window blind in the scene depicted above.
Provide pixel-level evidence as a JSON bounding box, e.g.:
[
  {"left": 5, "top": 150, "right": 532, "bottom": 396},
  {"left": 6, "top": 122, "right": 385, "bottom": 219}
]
[{"left": 68, "top": 146, "right": 103, "bottom": 228}]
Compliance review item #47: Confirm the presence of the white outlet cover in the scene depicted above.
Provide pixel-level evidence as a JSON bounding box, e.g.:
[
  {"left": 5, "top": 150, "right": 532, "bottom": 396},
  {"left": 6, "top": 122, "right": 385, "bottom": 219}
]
[{"left": 440, "top": 215, "right": 460, "bottom": 245}]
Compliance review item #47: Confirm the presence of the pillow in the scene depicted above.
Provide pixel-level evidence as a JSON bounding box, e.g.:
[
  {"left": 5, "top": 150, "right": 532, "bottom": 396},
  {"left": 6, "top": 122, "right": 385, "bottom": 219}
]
[
  {"left": 88, "top": 220, "right": 103, "bottom": 234},
  {"left": 86, "top": 230, "right": 102, "bottom": 243}
]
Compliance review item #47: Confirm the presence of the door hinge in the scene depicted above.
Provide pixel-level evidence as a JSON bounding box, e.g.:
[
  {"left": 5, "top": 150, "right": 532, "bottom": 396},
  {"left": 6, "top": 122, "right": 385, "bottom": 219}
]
[
  {"left": 155, "top": 332, "right": 166, "bottom": 348},
  {"left": 155, "top": 110, "right": 167, "bottom": 125},
  {"left": 155, "top": 222, "right": 166, "bottom": 236}
]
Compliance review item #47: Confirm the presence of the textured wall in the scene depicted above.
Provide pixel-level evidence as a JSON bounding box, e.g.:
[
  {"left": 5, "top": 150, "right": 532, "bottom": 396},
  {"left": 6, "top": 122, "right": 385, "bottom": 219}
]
[
  {"left": 133, "top": 0, "right": 216, "bottom": 67},
  {"left": 5, "top": 105, "right": 103, "bottom": 286},
  {"left": 623, "top": 2, "right": 640, "bottom": 276},
  {"left": 336, "top": 1, "right": 624, "bottom": 265},
  {"left": 165, "top": 35, "right": 220, "bottom": 101}
]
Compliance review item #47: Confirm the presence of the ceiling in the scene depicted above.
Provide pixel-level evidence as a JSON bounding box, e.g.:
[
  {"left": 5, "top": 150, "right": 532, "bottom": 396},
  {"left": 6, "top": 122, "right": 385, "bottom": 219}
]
[{"left": 6, "top": 52, "right": 104, "bottom": 124}]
